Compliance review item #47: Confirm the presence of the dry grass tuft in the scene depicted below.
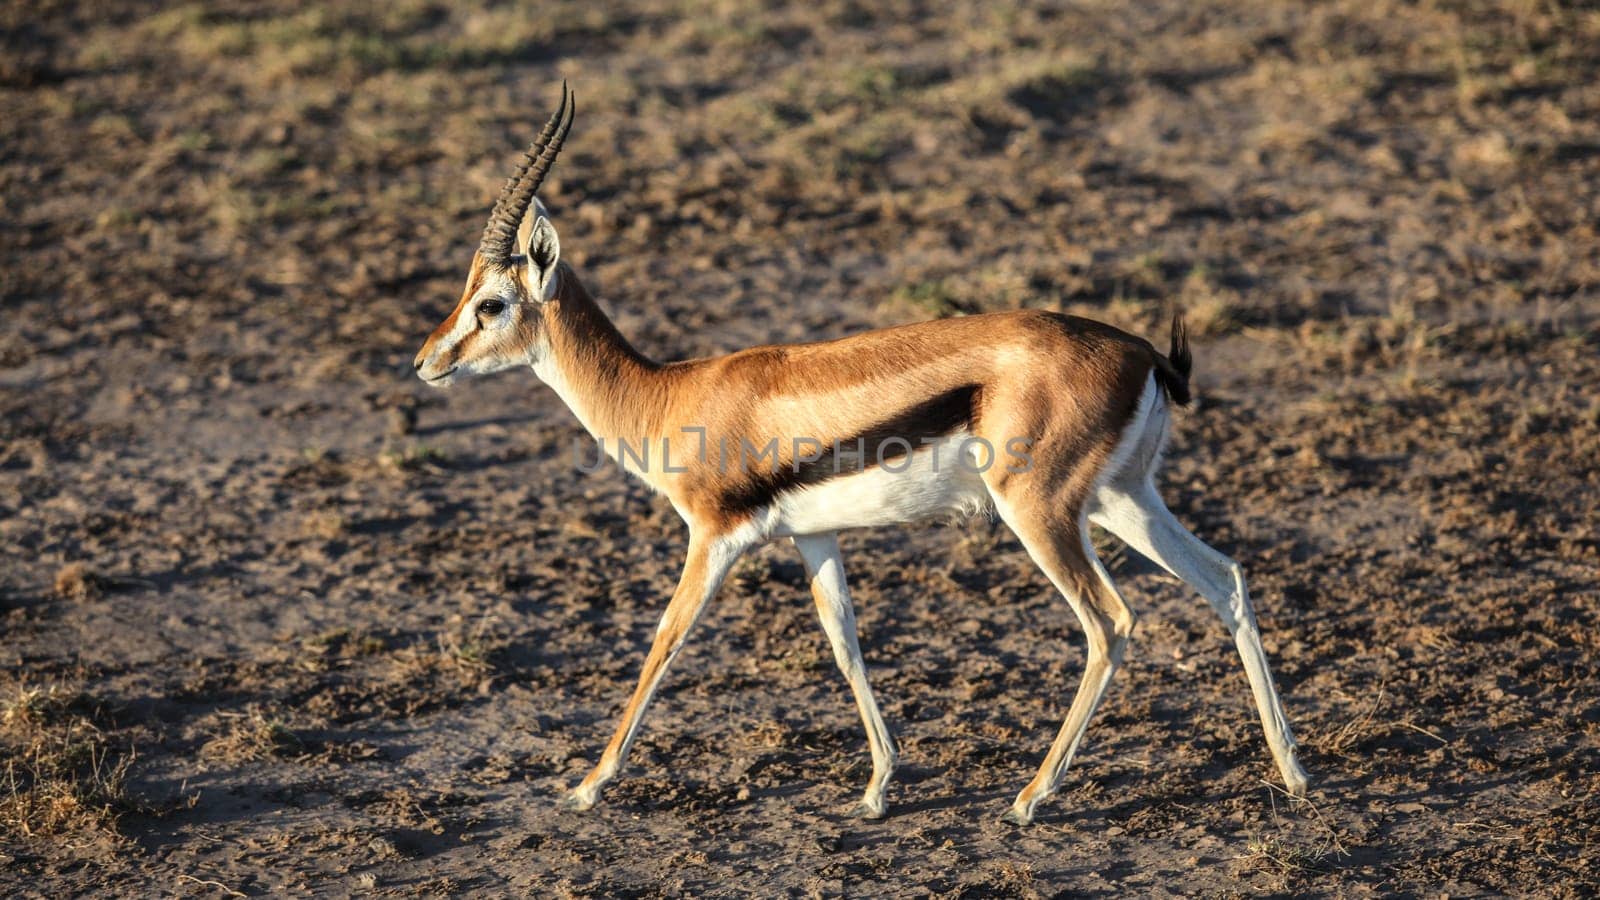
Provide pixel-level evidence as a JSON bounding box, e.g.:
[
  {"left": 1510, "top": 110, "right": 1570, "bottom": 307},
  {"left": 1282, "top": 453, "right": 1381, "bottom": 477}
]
[
  {"left": 0, "top": 685, "right": 137, "bottom": 840},
  {"left": 1179, "top": 268, "right": 1242, "bottom": 338},
  {"left": 379, "top": 442, "right": 450, "bottom": 474},
  {"left": 53, "top": 563, "right": 106, "bottom": 602},
  {"left": 384, "top": 619, "right": 505, "bottom": 713},
  {"left": 882, "top": 279, "right": 979, "bottom": 320},
  {"left": 1452, "top": 131, "right": 1516, "bottom": 173},
  {"left": 1239, "top": 832, "right": 1335, "bottom": 877},
  {"left": 1235, "top": 783, "right": 1350, "bottom": 884},
  {"left": 394, "top": 628, "right": 497, "bottom": 680},
  {"left": 301, "top": 510, "right": 348, "bottom": 540},
  {"left": 200, "top": 709, "right": 305, "bottom": 763}
]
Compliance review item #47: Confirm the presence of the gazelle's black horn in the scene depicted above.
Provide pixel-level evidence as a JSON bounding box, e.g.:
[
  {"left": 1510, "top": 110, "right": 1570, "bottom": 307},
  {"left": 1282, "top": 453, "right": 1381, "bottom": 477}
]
[{"left": 478, "top": 81, "right": 574, "bottom": 268}]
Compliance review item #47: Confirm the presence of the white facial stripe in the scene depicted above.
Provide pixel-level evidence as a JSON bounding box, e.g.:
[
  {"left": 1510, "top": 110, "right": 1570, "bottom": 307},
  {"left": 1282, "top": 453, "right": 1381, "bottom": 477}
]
[{"left": 443, "top": 303, "right": 476, "bottom": 345}]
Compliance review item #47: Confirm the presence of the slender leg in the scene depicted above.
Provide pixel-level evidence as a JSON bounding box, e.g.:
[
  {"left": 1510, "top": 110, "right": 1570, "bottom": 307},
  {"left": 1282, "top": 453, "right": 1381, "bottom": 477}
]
[
  {"left": 793, "top": 533, "right": 898, "bottom": 819},
  {"left": 993, "top": 500, "right": 1137, "bottom": 826},
  {"left": 1089, "top": 481, "right": 1310, "bottom": 796},
  {"left": 562, "top": 531, "right": 749, "bottom": 811}
]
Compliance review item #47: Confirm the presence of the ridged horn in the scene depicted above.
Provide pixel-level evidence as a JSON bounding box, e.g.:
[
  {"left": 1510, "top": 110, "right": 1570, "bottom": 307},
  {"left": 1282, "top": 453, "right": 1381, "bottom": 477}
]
[{"left": 477, "top": 81, "right": 574, "bottom": 268}]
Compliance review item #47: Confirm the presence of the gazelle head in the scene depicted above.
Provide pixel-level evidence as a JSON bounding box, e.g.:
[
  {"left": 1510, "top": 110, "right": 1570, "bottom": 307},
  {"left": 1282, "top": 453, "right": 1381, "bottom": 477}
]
[{"left": 414, "top": 84, "right": 574, "bottom": 387}]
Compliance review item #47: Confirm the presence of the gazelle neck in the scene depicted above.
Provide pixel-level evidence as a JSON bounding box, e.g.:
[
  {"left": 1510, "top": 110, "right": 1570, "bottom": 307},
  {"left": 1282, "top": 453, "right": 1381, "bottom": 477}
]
[{"left": 533, "top": 264, "right": 671, "bottom": 445}]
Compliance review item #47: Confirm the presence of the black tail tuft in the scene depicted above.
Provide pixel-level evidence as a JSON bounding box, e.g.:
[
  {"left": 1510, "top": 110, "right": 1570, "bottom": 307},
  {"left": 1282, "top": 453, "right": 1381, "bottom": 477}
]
[
  {"left": 1154, "top": 310, "right": 1193, "bottom": 407},
  {"left": 1168, "top": 310, "right": 1192, "bottom": 380}
]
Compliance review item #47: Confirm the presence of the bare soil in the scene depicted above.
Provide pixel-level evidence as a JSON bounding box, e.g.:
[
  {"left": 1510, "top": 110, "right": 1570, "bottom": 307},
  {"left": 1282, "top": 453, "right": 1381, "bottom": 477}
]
[{"left": 3, "top": 1, "right": 1598, "bottom": 896}]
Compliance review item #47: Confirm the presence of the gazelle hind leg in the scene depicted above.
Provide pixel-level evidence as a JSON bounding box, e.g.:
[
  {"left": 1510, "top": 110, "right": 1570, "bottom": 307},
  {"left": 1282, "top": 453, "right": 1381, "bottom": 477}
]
[
  {"left": 793, "top": 533, "right": 898, "bottom": 818},
  {"left": 1089, "top": 476, "right": 1309, "bottom": 797},
  {"left": 991, "top": 497, "right": 1136, "bottom": 825}
]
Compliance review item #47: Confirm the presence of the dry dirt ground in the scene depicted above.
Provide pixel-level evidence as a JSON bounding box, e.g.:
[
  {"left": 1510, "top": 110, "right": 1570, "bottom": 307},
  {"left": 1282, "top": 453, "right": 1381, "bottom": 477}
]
[{"left": 3, "top": 0, "right": 1599, "bottom": 896}]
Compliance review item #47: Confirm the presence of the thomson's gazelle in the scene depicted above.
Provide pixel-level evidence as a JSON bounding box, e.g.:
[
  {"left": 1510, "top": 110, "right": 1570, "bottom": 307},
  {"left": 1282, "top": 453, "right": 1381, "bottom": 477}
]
[{"left": 413, "top": 85, "right": 1309, "bottom": 824}]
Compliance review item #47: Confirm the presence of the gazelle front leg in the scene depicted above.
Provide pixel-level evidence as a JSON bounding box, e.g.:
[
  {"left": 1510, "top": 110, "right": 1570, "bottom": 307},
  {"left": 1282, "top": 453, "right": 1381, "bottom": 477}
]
[
  {"left": 562, "top": 530, "right": 749, "bottom": 811},
  {"left": 793, "top": 533, "right": 898, "bottom": 818}
]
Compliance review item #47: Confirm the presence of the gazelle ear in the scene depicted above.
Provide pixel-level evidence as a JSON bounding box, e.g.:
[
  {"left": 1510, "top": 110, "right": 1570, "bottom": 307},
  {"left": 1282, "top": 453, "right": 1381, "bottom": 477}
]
[
  {"left": 519, "top": 214, "right": 560, "bottom": 298},
  {"left": 515, "top": 197, "right": 550, "bottom": 261}
]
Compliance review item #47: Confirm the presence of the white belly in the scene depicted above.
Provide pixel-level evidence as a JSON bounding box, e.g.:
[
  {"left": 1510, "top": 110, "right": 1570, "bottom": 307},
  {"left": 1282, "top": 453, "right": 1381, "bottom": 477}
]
[{"left": 764, "top": 433, "right": 993, "bottom": 537}]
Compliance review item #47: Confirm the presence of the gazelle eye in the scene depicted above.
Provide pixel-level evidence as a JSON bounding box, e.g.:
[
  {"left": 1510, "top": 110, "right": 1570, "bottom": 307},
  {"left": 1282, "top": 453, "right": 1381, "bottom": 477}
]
[{"left": 478, "top": 299, "right": 506, "bottom": 317}]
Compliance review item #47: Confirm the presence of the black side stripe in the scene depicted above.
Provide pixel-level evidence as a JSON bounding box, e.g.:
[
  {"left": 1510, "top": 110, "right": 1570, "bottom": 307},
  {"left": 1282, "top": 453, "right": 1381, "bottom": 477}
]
[{"left": 721, "top": 384, "right": 981, "bottom": 513}]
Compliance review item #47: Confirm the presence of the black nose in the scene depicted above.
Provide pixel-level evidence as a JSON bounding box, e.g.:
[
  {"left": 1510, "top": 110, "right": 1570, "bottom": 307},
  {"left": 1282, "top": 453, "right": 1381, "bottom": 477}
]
[{"left": 413, "top": 357, "right": 424, "bottom": 370}]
